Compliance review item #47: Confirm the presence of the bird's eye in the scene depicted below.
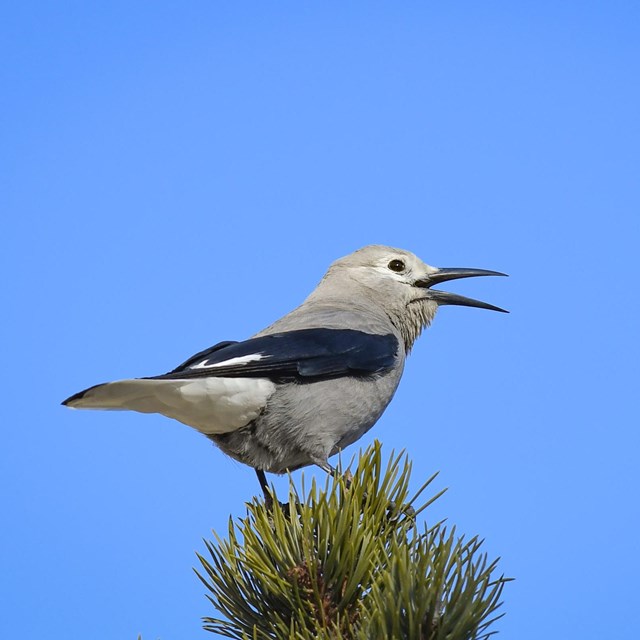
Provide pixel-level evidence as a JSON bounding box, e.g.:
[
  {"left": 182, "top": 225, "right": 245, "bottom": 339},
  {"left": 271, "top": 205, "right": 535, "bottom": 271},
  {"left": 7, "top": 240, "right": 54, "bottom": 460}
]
[{"left": 388, "top": 259, "right": 406, "bottom": 273}]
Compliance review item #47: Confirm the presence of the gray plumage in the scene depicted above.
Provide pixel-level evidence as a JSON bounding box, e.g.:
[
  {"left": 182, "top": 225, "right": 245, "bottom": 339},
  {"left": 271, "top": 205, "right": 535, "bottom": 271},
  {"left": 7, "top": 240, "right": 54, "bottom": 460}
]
[{"left": 63, "top": 245, "right": 507, "bottom": 492}]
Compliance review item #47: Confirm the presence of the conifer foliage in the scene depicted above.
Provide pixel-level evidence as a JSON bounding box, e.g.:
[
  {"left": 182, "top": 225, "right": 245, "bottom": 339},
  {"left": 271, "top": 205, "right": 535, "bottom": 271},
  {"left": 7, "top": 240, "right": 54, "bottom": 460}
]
[{"left": 196, "top": 443, "right": 509, "bottom": 639}]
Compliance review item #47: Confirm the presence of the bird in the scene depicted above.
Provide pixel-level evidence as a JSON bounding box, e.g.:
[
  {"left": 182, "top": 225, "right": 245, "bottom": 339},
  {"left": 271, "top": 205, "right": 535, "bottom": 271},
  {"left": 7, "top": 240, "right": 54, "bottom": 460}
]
[{"left": 62, "top": 245, "right": 507, "bottom": 500}]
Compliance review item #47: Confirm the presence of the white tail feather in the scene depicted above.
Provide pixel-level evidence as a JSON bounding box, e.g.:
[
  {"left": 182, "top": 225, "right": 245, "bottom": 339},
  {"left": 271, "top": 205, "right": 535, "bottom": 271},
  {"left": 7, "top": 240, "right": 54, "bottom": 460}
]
[{"left": 64, "top": 377, "right": 276, "bottom": 435}]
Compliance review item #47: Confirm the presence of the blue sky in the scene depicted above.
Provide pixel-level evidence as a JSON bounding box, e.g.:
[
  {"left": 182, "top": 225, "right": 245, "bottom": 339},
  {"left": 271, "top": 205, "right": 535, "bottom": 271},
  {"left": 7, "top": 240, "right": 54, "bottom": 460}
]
[{"left": 2, "top": 2, "right": 639, "bottom": 638}]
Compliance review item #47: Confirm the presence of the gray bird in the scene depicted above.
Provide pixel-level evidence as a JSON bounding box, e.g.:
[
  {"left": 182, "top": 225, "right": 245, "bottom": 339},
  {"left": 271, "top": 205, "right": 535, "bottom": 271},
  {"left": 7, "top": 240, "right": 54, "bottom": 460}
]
[{"left": 62, "top": 245, "right": 507, "bottom": 499}]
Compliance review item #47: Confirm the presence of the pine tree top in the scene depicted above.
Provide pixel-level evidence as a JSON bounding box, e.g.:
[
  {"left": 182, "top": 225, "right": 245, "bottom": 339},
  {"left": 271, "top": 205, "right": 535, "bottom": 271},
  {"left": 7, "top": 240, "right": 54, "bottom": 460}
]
[{"left": 196, "top": 442, "right": 510, "bottom": 639}]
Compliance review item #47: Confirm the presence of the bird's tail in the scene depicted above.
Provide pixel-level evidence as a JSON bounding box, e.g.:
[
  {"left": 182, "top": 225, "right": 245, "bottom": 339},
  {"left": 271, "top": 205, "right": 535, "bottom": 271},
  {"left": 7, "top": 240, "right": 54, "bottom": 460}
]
[
  {"left": 62, "top": 379, "right": 170, "bottom": 413},
  {"left": 61, "top": 376, "right": 271, "bottom": 435}
]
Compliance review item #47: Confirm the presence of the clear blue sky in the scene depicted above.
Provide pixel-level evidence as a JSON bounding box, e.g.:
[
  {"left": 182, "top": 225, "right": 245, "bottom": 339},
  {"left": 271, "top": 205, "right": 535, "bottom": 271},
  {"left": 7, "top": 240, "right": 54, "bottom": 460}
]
[{"left": 2, "top": 2, "right": 639, "bottom": 638}]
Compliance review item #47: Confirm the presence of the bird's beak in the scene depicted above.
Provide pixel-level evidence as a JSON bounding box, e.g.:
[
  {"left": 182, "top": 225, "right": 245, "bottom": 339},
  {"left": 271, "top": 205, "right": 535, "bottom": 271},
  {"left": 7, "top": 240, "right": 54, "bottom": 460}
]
[{"left": 415, "top": 268, "right": 508, "bottom": 313}]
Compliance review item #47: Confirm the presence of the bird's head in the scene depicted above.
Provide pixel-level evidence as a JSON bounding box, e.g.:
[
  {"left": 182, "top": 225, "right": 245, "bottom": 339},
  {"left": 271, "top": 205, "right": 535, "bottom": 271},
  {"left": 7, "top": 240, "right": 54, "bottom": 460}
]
[{"left": 324, "top": 245, "right": 507, "bottom": 350}]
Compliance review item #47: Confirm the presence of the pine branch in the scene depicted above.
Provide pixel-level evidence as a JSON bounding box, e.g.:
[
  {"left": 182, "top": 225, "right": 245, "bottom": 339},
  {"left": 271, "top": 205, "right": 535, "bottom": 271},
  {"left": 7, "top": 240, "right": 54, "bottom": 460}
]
[{"left": 196, "top": 442, "right": 511, "bottom": 639}]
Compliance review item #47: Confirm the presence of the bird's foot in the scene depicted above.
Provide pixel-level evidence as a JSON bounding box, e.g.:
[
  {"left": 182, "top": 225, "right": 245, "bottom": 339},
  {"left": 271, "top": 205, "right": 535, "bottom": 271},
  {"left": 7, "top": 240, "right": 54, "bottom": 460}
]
[
  {"left": 261, "top": 490, "right": 299, "bottom": 520},
  {"left": 385, "top": 499, "right": 416, "bottom": 520},
  {"left": 336, "top": 469, "right": 415, "bottom": 520}
]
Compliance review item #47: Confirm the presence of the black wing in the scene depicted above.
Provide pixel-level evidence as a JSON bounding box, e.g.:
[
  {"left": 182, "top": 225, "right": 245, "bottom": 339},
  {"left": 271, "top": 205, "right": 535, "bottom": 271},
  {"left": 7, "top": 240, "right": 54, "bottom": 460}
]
[
  {"left": 170, "top": 340, "right": 240, "bottom": 371},
  {"left": 153, "top": 329, "right": 399, "bottom": 382}
]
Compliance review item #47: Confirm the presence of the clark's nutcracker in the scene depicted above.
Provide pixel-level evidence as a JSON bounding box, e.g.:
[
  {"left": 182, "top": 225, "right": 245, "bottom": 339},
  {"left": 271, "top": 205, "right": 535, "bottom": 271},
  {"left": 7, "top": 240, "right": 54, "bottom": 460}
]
[{"left": 63, "top": 245, "right": 506, "bottom": 498}]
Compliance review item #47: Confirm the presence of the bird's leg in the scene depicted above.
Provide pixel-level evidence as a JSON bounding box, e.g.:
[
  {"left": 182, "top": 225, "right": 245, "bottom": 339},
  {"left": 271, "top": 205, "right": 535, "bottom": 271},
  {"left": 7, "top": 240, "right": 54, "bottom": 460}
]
[
  {"left": 315, "top": 460, "right": 414, "bottom": 519},
  {"left": 255, "top": 468, "right": 295, "bottom": 515},
  {"left": 255, "top": 469, "right": 274, "bottom": 509},
  {"left": 342, "top": 469, "right": 354, "bottom": 489},
  {"left": 315, "top": 459, "right": 353, "bottom": 488},
  {"left": 315, "top": 460, "right": 336, "bottom": 475}
]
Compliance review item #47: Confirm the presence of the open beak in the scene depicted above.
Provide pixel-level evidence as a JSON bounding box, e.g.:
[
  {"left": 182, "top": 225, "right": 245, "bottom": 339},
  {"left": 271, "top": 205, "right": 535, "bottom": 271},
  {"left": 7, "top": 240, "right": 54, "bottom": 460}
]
[{"left": 416, "top": 268, "right": 508, "bottom": 313}]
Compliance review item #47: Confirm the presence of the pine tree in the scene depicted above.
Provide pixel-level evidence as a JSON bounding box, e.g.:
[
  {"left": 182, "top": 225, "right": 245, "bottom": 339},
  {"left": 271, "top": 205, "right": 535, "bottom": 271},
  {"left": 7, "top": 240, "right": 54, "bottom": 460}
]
[{"left": 196, "top": 443, "right": 510, "bottom": 639}]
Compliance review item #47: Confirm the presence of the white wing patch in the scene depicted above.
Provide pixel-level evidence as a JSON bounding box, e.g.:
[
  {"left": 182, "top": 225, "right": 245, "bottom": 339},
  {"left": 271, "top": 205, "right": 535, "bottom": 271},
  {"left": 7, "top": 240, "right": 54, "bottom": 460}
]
[
  {"left": 189, "top": 353, "right": 264, "bottom": 370},
  {"left": 67, "top": 377, "right": 276, "bottom": 435}
]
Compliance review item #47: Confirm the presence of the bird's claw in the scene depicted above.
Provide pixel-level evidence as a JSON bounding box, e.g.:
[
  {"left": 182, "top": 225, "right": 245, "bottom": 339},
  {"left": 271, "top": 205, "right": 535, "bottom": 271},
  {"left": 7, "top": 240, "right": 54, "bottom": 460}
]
[{"left": 263, "top": 493, "right": 299, "bottom": 520}]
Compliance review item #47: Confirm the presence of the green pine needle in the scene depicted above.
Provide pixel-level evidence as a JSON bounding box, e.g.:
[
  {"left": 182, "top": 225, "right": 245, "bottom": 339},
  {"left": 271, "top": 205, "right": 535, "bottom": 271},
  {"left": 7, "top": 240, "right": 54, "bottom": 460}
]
[{"left": 196, "top": 441, "right": 510, "bottom": 639}]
